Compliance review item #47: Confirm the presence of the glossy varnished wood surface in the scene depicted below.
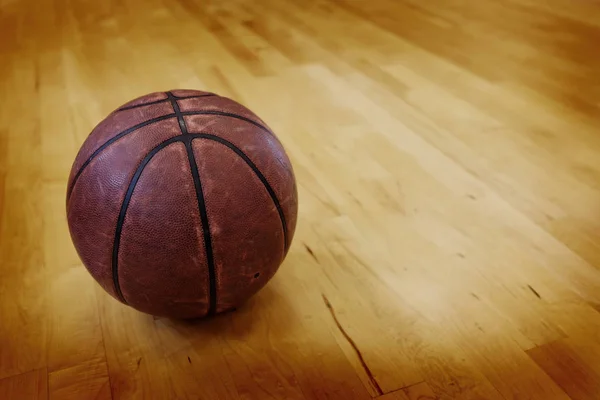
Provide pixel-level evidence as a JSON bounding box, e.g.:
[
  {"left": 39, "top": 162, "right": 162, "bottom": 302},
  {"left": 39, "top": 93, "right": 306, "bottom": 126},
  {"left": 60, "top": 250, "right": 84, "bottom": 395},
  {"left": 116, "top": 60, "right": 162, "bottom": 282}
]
[{"left": 1, "top": 0, "right": 600, "bottom": 398}]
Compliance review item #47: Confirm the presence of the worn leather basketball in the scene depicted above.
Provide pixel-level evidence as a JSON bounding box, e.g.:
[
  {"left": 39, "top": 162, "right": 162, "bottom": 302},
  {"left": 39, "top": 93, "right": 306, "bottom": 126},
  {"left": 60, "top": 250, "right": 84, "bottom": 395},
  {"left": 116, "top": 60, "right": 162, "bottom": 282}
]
[{"left": 66, "top": 90, "right": 298, "bottom": 319}]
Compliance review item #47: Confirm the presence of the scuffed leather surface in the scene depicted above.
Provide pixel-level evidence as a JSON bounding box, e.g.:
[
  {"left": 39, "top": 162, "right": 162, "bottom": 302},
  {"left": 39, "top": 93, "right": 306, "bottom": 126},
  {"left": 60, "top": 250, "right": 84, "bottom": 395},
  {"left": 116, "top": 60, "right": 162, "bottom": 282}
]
[
  {"left": 67, "top": 89, "right": 298, "bottom": 318},
  {"left": 119, "top": 142, "right": 210, "bottom": 318},
  {"left": 178, "top": 95, "right": 270, "bottom": 130},
  {"left": 68, "top": 99, "right": 173, "bottom": 184},
  {"left": 193, "top": 139, "right": 284, "bottom": 313},
  {"left": 67, "top": 118, "right": 181, "bottom": 300},
  {"left": 118, "top": 91, "right": 167, "bottom": 109},
  {"left": 170, "top": 89, "right": 214, "bottom": 98},
  {"left": 184, "top": 114, "right": 298, "bottom": 250}
]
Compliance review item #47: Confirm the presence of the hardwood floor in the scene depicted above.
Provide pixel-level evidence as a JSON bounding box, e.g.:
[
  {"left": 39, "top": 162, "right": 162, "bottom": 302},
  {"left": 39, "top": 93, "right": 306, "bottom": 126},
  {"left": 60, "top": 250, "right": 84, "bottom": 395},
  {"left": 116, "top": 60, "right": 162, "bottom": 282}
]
[{"left": 1, "top": 0, "right": 600, "bottom": 398}]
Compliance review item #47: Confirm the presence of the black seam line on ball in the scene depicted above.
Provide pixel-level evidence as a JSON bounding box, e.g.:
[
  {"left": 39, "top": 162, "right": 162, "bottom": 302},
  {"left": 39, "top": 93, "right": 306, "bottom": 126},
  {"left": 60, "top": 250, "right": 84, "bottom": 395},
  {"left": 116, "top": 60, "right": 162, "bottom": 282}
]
[
  {"left": 117, "top": 98, "right": 172, "bottom": 111},
  {"left": 169, "top": 91, "right": 216, "bottom": 315},
  {"left": 111, "top": 136, "right": 183, "bottom": 304},
  {"left": 184, "top": 140, "right": 217, "bottom": 315},
  {"left": 67, "top": 111, "right": 272, "bottom": 202},
  {"left": 180, "top": 110, "right": 273, "bottom": 136},
  {"left": 166, "top": 92, "right": 189, "bottom": 134},
  {"left": 67, "top": 113, "right": 177, "bottom": 200},
  {"left": 116, "top": 94, "right": 217, "bottom": 112},
  {"left": 190, "top": 134, "right": 289, "bottom": 254}
]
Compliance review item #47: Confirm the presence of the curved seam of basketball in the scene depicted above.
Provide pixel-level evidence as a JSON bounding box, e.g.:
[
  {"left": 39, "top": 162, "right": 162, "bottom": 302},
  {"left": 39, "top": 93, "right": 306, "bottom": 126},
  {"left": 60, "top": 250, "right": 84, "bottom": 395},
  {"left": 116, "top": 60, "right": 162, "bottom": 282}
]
[
  {"left": 111, "top": 137, "right": 182, "bottom": 303},
  {"left": 117, "top": 94, "right": 217, "bottom": 112},
  {"left": 181, "top": 111, "right": 274, "bottom": 136},
  {"left": 117, "top": 98, "right": 173, "bottom": 111},
  {"left": 184, "top": 141, "right": 216, "bottom": 316},
  {"left": 67, "top": 110, "right": 273, "bottom": 202},
  {"left": 67, "top": 113, "right": 176, "bottom": 200},
  {"left": 109, "top": 132, "right": 287, "bottom": 308},
  {"left": 190, "top": 135, "right": 289, "bottom": 255},
  {"left": 167, "top": 91, "right": 218, "bottom": 316}
]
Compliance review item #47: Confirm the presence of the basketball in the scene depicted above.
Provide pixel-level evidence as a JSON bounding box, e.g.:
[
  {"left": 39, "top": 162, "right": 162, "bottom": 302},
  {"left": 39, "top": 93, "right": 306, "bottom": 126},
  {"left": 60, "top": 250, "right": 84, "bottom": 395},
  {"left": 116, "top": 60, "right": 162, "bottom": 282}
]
[{"left": 66, "top": 90, "right": 298, "bottom": 319}]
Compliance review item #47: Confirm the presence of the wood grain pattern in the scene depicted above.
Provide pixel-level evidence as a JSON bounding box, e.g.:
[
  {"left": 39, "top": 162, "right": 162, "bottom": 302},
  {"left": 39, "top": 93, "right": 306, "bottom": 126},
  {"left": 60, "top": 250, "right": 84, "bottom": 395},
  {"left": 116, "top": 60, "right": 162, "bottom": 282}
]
[
  {"left": 527, "top": 339, "right": 600, "bottom": 400},
  {"left": 379, "top": 382, "right": 438, "bottom": 400},
  {"left": 0, "top": 369, "right": 48, "bottom": 400},
  {"left": 1, "top": 0, "right": 600, "bottom": 398},
  {"left": 48, "top": 360, "right": 111, "bottom": 400}
]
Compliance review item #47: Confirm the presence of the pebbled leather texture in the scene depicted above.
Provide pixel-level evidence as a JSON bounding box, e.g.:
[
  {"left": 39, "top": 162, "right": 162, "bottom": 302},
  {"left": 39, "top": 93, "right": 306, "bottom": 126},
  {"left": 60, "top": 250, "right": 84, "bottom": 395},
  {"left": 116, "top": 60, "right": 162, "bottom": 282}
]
[
  {"left": 178, "top": 96, "right": 270, "bottom": 128},
  {"left": 192, "top": 139, "right": 284, "bottom": 314},
  {"left": 68, "top": 98, "right": 174, "bottom": 186},
  {"left": 184, "top": 112, "right": 298, "bottom": 250},
  {"left": 118, "top": 91, "right": 168, "bottom": 109},
  {"left": 67, "top": 118, "right": 182, "bottom": 300},
  {"left": 118, "top": 142, "right": 210, "bottom": 318},
  {"left": 66, "top": 90, "right": 298, "bottom": 319}
]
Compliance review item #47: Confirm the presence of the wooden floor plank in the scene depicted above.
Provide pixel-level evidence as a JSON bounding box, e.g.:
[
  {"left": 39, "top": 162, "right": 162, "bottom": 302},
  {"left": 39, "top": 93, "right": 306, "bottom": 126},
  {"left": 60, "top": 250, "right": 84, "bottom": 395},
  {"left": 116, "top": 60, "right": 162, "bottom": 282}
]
[
  {"left": 0, "top": 369, "right": 48, "bottom": 400},
  {"left": 0, "top": 37, "right": 47, "bottom": 380},
  {"left": 1, "top": 0, "right": 600, "bottom": 398},
  {"left": 378, "top": 382, "right": 438, "bottom": 400},
  {"left": 48, "top": 360, "right": 111, "bottom": 400},
  {"left": 527, "top": 338, "right": 600, "bottom": 400}
]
